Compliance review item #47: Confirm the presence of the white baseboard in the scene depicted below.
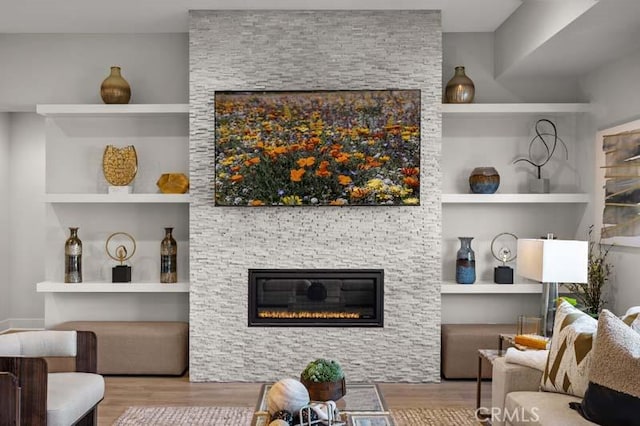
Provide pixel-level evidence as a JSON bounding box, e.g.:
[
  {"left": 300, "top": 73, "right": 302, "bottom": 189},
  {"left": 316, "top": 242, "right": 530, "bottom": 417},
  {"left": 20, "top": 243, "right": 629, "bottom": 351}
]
[{"left": 0, "top": 318, "right": 45, "bottom": 333}]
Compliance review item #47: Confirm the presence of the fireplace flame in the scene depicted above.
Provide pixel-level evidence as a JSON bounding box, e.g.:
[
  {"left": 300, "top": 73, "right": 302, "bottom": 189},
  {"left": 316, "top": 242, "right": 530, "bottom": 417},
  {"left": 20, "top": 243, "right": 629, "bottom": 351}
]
[{"left": 258, "top": 311, "right": 361, "bottom": 319}]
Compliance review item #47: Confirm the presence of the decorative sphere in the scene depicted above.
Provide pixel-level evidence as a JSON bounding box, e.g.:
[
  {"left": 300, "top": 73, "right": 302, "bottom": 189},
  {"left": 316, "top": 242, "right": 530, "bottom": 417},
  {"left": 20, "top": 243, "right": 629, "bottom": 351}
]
[
  {"left": 267, "top": 378, "right": 310, "bottom": 415},
  {"left": 269, "top": 421, "right": 290, "bottom": 426}
]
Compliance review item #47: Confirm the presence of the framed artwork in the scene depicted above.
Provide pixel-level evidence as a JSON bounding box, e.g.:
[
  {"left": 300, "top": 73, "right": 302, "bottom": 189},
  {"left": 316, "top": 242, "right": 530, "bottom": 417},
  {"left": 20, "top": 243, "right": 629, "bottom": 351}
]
[
  {"left": 596, "top": 119, "right": 640, "bottom": 246},
  {"left": 214, "top": 90, "right": 421, "bottom": 206}
]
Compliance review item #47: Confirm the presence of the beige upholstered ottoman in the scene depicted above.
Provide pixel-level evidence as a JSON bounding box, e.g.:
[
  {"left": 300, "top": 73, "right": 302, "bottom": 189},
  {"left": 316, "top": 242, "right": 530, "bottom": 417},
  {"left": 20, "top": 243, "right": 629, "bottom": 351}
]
[
  {"left": 441, "top": 323, "right": 516, "bottom": 379},
  {"left": 53, "top": 321, "right": 188, "bottom": 375}
]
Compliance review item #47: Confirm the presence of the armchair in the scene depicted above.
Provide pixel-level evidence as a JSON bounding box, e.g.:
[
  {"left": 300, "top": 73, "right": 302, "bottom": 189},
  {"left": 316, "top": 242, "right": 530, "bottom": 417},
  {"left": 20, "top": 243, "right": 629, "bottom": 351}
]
[{"left": 0, "top": 330, "right": 105, "bottom": 426}]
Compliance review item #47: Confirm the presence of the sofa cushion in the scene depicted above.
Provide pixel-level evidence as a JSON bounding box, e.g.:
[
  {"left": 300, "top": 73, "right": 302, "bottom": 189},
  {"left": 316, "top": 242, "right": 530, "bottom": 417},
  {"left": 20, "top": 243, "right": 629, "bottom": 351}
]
[
  {"left": 505, "top": 391, "right": 593, "bottom": 426},
  {"left": 47, "top": 372, "right": 105, "bottom": 426},
  {"left": 541, "top": 301, "right": 597, "bottom": 397},
  {"left": 622, "top": 306, "right": 640, "bottom": 333},
  {"left": 575, "top": 310, "right": 640, "bottom": 425},
  {"left": 0, "top": 331, "right": 77, "bottom": 357}
]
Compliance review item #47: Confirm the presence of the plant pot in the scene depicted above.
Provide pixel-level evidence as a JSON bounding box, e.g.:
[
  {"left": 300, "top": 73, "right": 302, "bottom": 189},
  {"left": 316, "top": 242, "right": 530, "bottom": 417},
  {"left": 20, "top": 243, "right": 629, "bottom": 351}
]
[{"left": 300, "top": 376, "right": 346, "bottom": 402}]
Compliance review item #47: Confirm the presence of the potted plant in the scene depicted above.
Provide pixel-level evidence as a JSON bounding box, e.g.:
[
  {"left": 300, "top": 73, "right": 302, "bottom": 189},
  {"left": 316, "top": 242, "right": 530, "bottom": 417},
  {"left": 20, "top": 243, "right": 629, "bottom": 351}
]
[
  {"left": 567, "top": 226, "right": 613, "bottom": 317},
  {"left": 300, "top": 358, "right": 346, "bottom": 402}
]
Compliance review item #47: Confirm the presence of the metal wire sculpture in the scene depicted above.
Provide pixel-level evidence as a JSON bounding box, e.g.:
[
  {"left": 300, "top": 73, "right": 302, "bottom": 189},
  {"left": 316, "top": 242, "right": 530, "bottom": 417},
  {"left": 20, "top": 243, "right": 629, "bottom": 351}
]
[{"left": 513, "top": 119, "right": 568, "bottom": 179}]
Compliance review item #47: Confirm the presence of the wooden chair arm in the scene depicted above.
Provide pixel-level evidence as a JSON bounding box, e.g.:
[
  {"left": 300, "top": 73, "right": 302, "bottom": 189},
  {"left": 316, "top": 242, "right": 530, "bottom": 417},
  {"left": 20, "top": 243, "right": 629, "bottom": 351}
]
[
  {"left": 76, "top": 330, "right": 98, "bottom": 374},
  {"left": 0, "top": 371, "right": 20, "bottom": 425},
  {"left": 0, "top": 357, "right": 47, "bottom": 425}
]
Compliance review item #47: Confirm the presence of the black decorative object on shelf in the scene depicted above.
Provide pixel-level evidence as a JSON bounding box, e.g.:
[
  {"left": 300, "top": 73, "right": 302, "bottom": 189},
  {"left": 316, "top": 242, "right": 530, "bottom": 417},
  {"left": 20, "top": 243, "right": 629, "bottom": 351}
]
[
  {"left": 106, "top": 232, "right": 136, "bottom": 283},
  {"left": 64, "top": 227, "right": 82, "bottom": 283},
  {"left": 491, "top": 232, "right": 518, "bottom": 284},
  {"left": 513, "top": 119, "right": 567, "bottom": 193}
]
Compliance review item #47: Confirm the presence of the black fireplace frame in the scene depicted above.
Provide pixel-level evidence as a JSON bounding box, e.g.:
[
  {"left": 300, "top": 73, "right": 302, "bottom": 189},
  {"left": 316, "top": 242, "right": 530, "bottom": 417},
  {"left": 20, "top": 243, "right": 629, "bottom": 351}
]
[{"left": 248, "top": 269, "right": 384, "bottom": 327}]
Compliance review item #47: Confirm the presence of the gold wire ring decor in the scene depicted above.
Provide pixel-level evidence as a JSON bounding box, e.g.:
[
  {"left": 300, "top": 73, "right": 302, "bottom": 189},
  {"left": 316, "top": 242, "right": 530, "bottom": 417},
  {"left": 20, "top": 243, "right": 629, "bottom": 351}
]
[
  {"left": 103, "top": 145, "right": 138, "bottom": 186},
  {"left": 105, "top": 232, "right": 137, "bottom": 265}
]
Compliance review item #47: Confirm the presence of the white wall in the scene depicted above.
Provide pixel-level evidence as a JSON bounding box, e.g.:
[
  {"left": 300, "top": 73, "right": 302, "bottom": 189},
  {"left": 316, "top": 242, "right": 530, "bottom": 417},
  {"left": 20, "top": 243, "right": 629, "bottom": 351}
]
[
  {"left": 581, "top": 47, "right": 640, "bottom": 315},
  {"left": 443, "top": 33, "right": 584, "bottom": 103},
  {"left": 7, "top": 114, "right": 45, "bottom": 325},
  {"left": 0, "top": 34, "right": 188, "bottom": 107},
  {"left": 0, "top": 113, "right": 10, "bottom": 328},
  {"left": 0, "top": 34, "right": 187, "bottom": 326}
]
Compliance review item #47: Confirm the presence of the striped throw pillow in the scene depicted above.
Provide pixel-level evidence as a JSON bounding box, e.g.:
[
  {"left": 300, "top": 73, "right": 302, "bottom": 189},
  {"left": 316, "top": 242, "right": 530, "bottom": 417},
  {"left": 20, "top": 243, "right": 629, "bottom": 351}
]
[{"left": 540, "top": 300, "right": 598, "bottom": 397}]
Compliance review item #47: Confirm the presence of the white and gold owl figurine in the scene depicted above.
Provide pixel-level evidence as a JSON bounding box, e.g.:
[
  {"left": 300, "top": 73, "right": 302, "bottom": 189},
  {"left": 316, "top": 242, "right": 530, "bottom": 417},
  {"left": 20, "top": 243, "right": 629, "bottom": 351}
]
[{"left": 102, "top": 145, "right": 138, "bottom": 194}]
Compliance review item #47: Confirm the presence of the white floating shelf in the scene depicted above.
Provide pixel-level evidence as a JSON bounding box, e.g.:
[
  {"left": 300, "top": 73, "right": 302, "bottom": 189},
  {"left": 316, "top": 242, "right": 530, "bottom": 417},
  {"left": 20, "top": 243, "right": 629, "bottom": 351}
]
[
  {"left": 441, "top": 103, "right": 591, "bottom": 116},
  {"left": 44, "top": 193, "right": 191, "bottom": 204},
  {"left": 442, "top": 283, "right": 541, "bottom": 294},
  {"left": 442, "top": 193, "right": 590, "bottom": 204},
  {"left": 36, "top": 104, "right": 189, "bottom": 117},
  {"left": 37, "top": 282, "right": 190, "bottom": 293},
  {"left": 442, "top": 282, "right": 571, "bottom": 294}
]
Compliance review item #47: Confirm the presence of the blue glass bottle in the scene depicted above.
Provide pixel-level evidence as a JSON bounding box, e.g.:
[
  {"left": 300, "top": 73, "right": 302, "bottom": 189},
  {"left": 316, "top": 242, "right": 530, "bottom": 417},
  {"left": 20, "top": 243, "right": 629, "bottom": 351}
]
[{"left": 456, "top": 237, "right": 476, "bottom": 284}]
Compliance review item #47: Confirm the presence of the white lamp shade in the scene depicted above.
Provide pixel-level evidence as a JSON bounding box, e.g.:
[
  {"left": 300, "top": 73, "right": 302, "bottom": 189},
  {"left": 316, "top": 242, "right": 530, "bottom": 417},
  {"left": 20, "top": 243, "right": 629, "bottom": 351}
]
[{"left": 516, "top": 239, "right": 588, "bottom": 283}]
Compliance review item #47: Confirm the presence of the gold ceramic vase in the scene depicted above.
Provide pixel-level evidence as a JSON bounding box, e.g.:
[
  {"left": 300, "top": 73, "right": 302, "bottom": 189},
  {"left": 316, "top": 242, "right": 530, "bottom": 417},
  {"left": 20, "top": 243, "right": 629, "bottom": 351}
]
[
  {"left": 103, "top": 145, "right": 138, "bottom": 186},
  {"left": 100, "top": 66, "right": 131, "bottom": 104},
  {"left": 445, "top": 66, "right": 475, "bottom": 103}
]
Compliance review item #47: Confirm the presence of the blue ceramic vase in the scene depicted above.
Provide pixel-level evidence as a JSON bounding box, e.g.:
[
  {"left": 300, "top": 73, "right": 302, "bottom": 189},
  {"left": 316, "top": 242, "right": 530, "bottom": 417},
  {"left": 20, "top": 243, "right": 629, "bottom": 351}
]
[{"left": 456, "top": 237, "right": 476, "bottom": 284}]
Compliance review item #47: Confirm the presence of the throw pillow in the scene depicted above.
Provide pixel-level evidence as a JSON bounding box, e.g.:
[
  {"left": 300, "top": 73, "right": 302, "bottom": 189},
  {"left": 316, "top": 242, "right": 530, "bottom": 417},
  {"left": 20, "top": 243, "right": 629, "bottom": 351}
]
[
  {"left": 571, "top": 309, "right": 640, "bottom": 426},
  {"left": 540, "top": 300, "right": 597, "bottom": 397},
  {"left": 622, "top": 306, "right": 640, "bottom": 333}
]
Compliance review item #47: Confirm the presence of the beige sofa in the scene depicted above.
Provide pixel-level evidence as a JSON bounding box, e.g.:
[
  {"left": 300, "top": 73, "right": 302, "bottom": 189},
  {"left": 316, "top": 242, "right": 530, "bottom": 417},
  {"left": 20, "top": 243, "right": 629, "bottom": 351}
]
[{"left": 491, "top": 357, "right": 595, "bottom": 426}]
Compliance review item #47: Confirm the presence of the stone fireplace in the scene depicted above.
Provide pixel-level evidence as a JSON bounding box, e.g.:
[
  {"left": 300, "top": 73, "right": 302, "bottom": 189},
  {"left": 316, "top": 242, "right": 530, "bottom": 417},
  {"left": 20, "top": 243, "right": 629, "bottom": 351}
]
[
  {"left": 189, "top": 10, "right": 442, "bottom": 382},
  {"left": 248, "top": 269, "right": 384, "bottom": 327}
]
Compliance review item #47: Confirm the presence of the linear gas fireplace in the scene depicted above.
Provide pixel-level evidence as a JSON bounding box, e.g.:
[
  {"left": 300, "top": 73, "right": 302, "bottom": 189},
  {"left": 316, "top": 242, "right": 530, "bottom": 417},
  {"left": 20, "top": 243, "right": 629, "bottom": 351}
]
[{"left": 248, "top": 269, "right": 384, "bottom": 327}]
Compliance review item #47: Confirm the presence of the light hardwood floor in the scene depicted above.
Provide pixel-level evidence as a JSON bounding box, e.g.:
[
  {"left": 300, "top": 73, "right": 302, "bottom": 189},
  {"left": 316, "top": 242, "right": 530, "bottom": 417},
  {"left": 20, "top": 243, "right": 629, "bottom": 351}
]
[{"left": 99, "top": 375, "right": 491, "bottom": 424}]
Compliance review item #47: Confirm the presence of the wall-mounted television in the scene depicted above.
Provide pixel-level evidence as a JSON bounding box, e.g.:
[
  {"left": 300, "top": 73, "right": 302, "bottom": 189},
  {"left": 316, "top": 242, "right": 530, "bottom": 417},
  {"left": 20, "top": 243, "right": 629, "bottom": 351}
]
[{"left": 214, "top": 89, "right": 420, "bottom": 206}]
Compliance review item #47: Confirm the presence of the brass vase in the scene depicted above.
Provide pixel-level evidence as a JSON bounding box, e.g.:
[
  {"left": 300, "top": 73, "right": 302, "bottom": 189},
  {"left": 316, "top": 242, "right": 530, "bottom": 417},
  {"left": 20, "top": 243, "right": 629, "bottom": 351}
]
[
  {"left": 65, "top": 227, "right": 82, "bottom": 283},
  {"left": 100, "top": 66, "right": 131, "bottom": 104},
  {"left": 445, "top": 66, "right": 475, "bottom": 103},
  {"left": 160, "top": 227, "right": 177, "bottom": 283}
]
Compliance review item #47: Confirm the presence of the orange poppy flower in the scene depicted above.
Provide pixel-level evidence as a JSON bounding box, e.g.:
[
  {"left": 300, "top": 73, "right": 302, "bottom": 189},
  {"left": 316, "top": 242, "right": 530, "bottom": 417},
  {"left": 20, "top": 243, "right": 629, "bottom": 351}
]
[
  {"left": 230, "top": 174, "right": 244, "bottom": 183},
  {"left": 249, "top": 200, "right": 264, "bottom": 206},
  {"left": 401, "top": 167, "right": 419, "bottom": 176},
  {"left": 244, "top": 157, "right": 261, "bottom": 167},
  {"left": 335, "top": 153, "right": 351, "bottom": 163},
  {"left": 329, "top": 199, "right": 347, "bottom": 206},
  {"left": 290, "top": 168, "right": 306, "bottom": 182},
  {"left": 297, "top": 157, "right": 316, "bottom": 168},
  {"left": 403, "top": 176, "right": 419, "bottom": 188},
  {"left": 349, "top": 187, "right": 370, "bottom": 199},
  {"left": 338, "top": 175, "right": 352, "bottom": 186}
]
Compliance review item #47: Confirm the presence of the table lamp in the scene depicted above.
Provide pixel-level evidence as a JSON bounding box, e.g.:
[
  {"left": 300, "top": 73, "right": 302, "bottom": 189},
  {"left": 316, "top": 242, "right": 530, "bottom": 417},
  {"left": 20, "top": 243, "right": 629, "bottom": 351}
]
[{"left": 516, "top": 235, "right": 588, "bottom": 336}]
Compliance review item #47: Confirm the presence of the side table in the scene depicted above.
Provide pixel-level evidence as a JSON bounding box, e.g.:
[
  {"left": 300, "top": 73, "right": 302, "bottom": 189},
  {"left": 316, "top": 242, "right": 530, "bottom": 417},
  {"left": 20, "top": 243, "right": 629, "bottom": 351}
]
[{"left": 476, "top": 334, "right": 516, "bottom": 420}]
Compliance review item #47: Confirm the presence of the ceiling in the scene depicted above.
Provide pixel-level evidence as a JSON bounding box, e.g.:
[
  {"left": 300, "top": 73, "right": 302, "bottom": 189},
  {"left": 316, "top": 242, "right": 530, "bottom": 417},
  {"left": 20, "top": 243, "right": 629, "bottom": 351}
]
[
  {"left": 1, "top": 0, "right": 640, "bottom": 77},
  {"left": 0, "top": 0, "right": 521, "bottom": 33}
]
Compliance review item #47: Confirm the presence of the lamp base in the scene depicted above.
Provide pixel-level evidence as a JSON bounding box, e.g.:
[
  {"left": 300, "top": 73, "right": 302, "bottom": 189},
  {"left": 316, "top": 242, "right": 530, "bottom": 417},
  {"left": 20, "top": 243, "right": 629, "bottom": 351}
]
[
  {"left": 541, "top": 282, "right": 559, "bottom": 337},
  {"left": 494, "top": 266, "right": 513, "bottom": 284}
]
